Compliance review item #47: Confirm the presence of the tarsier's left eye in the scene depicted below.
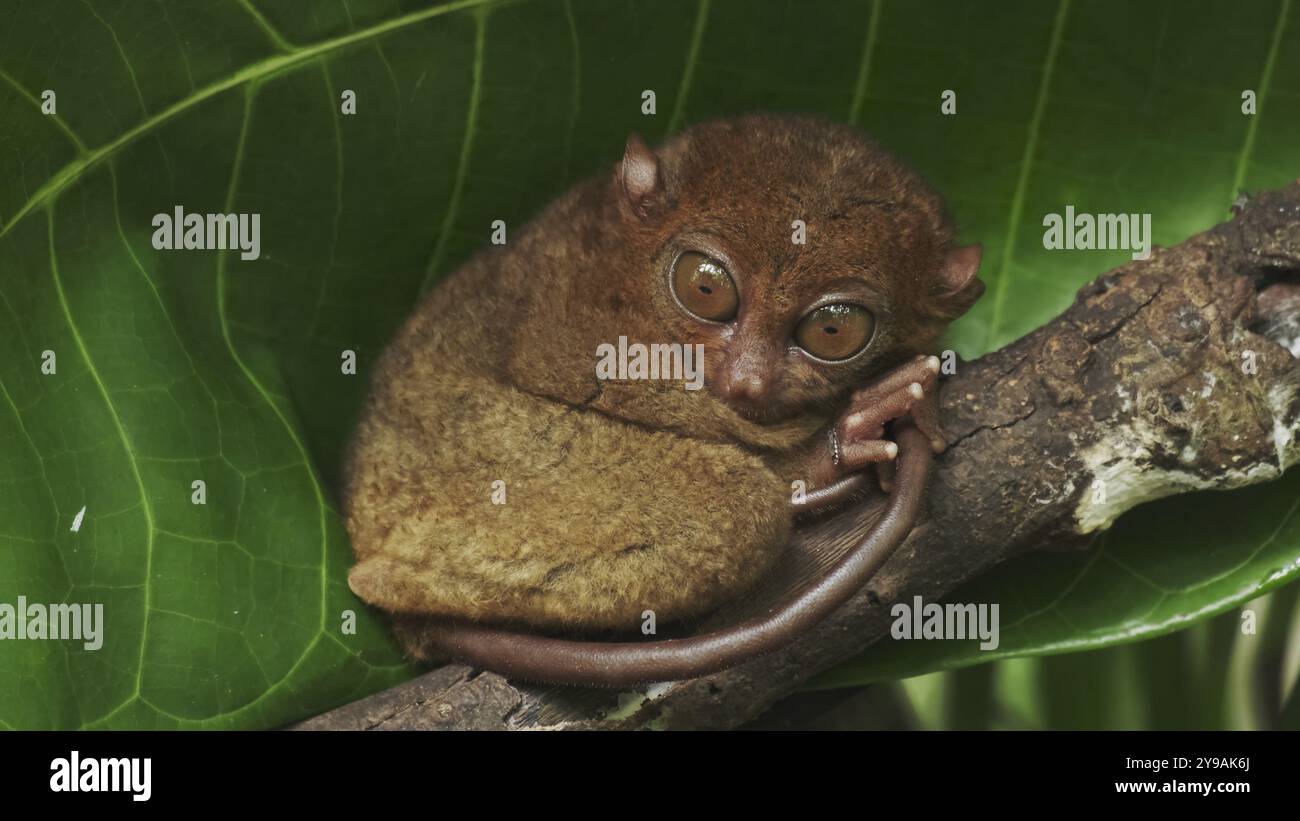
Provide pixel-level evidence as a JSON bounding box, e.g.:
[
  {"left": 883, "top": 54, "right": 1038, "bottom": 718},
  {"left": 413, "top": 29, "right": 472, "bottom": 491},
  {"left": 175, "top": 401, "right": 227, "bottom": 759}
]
[{"left": 794, "top": 304, "right": 875, "bottom": 361}]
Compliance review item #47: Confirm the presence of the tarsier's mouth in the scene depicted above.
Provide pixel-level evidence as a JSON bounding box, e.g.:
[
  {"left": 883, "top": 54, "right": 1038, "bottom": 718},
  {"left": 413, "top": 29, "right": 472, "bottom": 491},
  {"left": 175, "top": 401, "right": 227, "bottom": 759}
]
[
  {"left": 723, "top": 398, "right": 804, "bottom": 427},
  {"left": 705, "top": 379, "right": 812, "bottom": 427}
]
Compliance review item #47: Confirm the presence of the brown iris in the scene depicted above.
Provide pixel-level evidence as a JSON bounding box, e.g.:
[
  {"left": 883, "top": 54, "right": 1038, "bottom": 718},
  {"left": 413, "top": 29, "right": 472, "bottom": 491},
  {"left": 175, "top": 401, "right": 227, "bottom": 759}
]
[
  {"left": 794, "top": 304, "right": 874, "bottom": 361},
  {"left": 671, "top": 252, "right": 738, "bottom": 322}
]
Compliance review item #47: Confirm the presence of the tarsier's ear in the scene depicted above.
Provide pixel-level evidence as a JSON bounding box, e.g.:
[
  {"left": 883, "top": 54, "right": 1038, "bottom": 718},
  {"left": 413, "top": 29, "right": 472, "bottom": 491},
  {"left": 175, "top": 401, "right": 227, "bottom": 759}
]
[
  {"left": 619, "top": 132, "right": 662, "bottom": 219},
  {"left": 931, "top": 243, "right": 985, "bottom": 319}
]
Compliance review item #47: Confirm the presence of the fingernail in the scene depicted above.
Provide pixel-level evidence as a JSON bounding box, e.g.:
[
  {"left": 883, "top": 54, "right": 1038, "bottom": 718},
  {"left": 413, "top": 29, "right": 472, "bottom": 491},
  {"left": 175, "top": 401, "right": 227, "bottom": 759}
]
[
  {"left": 885, "top": 442, "right": 899, "bottom": 458},
  {"left": 926, "top": 356, "right": 941, "bottom": 373},
  {"left": 908, "top": 382, "right": 924, "bottom": 400}
]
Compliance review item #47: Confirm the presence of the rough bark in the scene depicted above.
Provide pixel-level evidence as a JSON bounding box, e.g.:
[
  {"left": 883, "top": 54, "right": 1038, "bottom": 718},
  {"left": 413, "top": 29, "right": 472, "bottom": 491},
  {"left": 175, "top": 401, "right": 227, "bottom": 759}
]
[{"left": 296, "top": 182, "right": 1300, "bottom": 731}]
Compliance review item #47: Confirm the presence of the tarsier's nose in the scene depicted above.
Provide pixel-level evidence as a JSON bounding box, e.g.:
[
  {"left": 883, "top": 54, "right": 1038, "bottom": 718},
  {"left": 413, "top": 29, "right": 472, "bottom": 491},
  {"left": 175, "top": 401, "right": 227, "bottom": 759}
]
[
  {"left": 720, "top": 346, "right": 772, "bottom": 404},
  {"left": 724, "top": 370, "right": 768, "bottom": 403}
]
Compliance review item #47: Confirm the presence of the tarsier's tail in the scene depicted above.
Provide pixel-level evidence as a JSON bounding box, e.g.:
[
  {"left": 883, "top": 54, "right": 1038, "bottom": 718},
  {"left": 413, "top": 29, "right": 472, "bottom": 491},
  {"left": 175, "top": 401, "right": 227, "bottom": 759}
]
[{"left": 415, "top": 424, "right": 933, "bottom": 688}]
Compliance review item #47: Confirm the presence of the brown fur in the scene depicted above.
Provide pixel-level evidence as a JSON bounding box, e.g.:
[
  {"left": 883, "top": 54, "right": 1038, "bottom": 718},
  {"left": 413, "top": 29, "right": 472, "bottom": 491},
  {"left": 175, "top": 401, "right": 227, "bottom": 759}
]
[{"left": 345, "top": 114, "right": 976, "bottom": 637}]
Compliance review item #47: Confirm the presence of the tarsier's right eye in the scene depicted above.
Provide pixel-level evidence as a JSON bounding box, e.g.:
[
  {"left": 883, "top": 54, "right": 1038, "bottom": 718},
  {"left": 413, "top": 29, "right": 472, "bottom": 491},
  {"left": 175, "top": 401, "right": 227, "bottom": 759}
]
[{"left": 671, "top": 252, "right": 739, "bottom": 322}]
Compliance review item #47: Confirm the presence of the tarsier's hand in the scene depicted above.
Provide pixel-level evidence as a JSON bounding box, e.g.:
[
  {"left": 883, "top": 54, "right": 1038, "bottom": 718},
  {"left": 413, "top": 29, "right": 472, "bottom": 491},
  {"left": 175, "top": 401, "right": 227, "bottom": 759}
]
[{"left": 795, "top": 355, "right": 944, "bottom": 514}]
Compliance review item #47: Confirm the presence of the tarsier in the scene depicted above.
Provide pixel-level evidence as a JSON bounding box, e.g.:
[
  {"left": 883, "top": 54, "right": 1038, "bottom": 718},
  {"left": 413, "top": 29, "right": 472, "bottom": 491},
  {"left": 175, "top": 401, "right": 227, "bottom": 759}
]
[{"left": 344, "top": 114, "right": 984, "bottom": 686}]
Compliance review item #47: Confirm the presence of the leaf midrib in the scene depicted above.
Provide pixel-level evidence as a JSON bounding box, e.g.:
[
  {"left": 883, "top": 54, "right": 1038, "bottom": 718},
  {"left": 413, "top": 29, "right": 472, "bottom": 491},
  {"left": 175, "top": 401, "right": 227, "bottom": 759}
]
[{"left": 0, "top": 0, "right": 507, "bottom": 240}]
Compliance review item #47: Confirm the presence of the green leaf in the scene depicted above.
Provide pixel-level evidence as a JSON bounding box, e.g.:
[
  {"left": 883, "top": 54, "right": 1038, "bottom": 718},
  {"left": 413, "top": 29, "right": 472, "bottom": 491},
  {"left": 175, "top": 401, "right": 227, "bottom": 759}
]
[
  {"left": 2, "top": 0, "right": 1298, "bottom": 727},
  {"left": 816, "top": 0, "right": 1300, "bottom": 687},
  {"left": 816, "top": 475, "right": 1300, "bottom": 688},
  {"left": 883, "top": 592, "right": 1300, "bottom": 730}
]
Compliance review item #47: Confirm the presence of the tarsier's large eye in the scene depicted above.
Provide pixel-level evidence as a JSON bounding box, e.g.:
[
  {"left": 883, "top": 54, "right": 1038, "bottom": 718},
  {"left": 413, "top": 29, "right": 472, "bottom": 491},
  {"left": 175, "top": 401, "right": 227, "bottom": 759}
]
[
  {"left": 671, "top": 252, "right": 738, "bottom": 322},
  {"left": 794, "top": 303, "right": 875, "bottom": 361}
]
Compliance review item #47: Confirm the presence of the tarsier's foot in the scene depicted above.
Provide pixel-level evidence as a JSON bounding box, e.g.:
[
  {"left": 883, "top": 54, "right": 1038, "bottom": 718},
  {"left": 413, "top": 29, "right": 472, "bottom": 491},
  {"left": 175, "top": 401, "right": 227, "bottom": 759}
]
[
  {"left": 794, "top": 355, "right": 946, "bottom": 514},
  {"left": 873, "top": 390, "right": 939, "bottom": 492},
  {"left": 834, "top": 354, "right": 945, "bottom": 469}
]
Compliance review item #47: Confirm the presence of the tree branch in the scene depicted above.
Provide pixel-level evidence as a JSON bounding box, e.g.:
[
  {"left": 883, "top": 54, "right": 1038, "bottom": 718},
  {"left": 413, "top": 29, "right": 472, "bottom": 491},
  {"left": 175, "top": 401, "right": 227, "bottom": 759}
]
[{"left": 295, "top": 182, "right": 1300, "bottom": 731}]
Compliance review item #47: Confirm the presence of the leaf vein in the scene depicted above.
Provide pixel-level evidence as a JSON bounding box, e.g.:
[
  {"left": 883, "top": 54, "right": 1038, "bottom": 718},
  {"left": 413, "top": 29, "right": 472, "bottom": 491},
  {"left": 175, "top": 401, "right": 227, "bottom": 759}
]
[
  {"left": 46, "top": 205, "right": 159, "bottom": 705},
  {"left": 420, "top": 5, "right": 490, "bottom": 293},
  {"left": 666, "top": 0, "right": 711, "bottom": 135},
  {"left": 0, "top": 0, "right": 508, "bottom": 239},
  {"left": 847, "top": 0, "right": 882, "bottom": 125},
  {"left": 1230, "top": 0, "right": 1292, "bottom": 196},
  {"left": 984, "top": 0, "right": 1072, "bottom": 350}
]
